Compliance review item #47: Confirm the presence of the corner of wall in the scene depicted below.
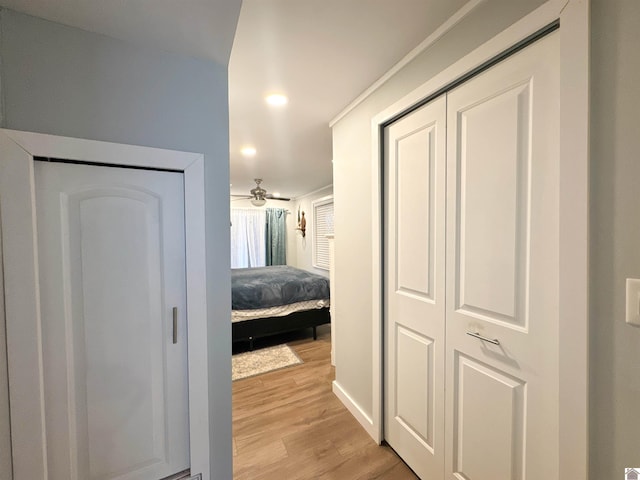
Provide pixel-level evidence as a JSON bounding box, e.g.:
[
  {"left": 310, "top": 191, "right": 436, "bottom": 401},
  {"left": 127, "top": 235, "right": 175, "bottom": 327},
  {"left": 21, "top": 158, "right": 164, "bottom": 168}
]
[
  {"left": 332, "top": 380, "right": 378, "bottom": 442},
  {"left": 290, "top": 185, "right": 333, "bottom": 277}
]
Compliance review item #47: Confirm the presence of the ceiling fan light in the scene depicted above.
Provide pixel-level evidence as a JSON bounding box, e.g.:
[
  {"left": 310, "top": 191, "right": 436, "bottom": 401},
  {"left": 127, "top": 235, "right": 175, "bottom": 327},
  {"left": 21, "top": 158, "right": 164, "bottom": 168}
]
[
  {"left": 266, "top": 94, "right": 288, "bottom": 106},
  {"left": 241, "top": 146, "right": 257, "bottom": 157},
  {"left": 251, "top": 197, "right": 266, "bottom": 207}
]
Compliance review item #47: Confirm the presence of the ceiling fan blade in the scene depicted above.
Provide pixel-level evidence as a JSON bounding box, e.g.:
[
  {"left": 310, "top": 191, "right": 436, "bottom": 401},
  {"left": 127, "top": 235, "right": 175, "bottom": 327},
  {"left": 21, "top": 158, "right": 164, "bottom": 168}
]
[
  {"left": 265, "top": 194, "right": 291, "bottom": 201},
  {"left": 230, "top": 194, "right": 253, "bottom": 198}
]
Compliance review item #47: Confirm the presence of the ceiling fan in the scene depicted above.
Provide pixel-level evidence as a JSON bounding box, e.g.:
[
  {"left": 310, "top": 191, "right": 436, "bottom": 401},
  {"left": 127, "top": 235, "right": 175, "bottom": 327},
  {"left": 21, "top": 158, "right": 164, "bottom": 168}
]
[{"left": 231, "top": 178, "right": 291, "bottom": 206}]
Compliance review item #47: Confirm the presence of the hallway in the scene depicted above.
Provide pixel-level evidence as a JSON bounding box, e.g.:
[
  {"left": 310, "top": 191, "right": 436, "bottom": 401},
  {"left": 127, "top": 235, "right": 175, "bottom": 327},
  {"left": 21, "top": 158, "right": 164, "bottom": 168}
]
[{"left": 232, "top": 326, "right": 417, "bottom": 479}]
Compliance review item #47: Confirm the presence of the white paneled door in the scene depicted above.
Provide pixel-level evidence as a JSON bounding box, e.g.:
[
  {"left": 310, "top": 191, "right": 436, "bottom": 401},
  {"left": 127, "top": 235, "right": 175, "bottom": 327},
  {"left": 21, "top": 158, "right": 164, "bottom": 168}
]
[
  {"left": 384, "top": 32, "right": 560, "bottom": 480},
  {"left": 445, "top": 33, "right": 559, "bottom": 480},
  {"left": 35, "top": 162, "right": 190, "bottom": 480},
  {"left": 384, "top": 96, "right": 447, "bottom": 480}
]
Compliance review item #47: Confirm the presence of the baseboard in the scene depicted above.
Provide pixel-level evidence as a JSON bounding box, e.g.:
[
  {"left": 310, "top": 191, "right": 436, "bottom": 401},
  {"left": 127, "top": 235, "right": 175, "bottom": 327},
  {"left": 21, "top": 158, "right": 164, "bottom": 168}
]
[{"left": 332, "top": 380, "right": 378, "bottom": 441}]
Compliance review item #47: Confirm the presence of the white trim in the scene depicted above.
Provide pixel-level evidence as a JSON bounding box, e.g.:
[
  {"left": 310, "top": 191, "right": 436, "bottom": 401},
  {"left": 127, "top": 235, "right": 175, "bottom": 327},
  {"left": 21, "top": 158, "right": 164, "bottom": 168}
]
[
  {"left": 369, "top": 0, "right": 588, "bottom": 476},
  {"left": 557, "top": 1, "right": 589, "bottom": 477},
  {"left": 332, "top": 381, "right": 378, "bottom": 441},
  {"left": 370, "top": 120, "right": 384, "bottom": 444},
  {"left": 0, "top": 133, "right": 48, "bottom": 478},
  {"left": 0, "top": 197, "right": 12, "bottom": 479},
  {"left": 183, "top": 158, "right": 210, "bottom": 480},
  {"left": 329, "top": 0, "right": 485, "bottom": 128},
  {"left": 0, "top": 129, "right": 211, "bottom": 480}
]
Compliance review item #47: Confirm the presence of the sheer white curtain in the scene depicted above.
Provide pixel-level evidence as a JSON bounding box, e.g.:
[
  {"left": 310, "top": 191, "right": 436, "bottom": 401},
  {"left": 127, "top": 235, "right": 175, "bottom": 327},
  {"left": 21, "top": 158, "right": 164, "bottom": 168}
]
[{"left": 230, "top": 208, "right": 266, "bottom": 268}]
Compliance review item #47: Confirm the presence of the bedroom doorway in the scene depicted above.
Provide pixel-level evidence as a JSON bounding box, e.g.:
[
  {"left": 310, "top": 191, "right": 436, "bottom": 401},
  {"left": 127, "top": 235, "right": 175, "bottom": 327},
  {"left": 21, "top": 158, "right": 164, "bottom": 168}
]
[{"left": 34, "top": 160, "right": 190, "bottom": 480}]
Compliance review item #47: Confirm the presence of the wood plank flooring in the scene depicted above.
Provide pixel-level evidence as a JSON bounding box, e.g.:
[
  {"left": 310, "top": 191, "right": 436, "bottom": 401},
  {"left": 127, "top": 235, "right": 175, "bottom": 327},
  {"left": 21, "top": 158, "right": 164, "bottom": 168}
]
[{"left": 232, "top": 325, "right": 418, "bottom": 479}]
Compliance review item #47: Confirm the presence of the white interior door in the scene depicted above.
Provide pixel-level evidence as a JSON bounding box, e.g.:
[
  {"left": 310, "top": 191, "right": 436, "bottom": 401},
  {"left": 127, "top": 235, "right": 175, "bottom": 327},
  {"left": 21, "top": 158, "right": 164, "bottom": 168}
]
[
  {"left": 445, "top": 32, "right": 559, "bottom": 480},
  {"left": 35, "top": 161, "right": 190, "bottom": 480},
  {"left": 0, "top": 215, "right": 13, "bottom": 479},
  {"left": 384, "top": 95, "right": 446, "bottom": 479}
]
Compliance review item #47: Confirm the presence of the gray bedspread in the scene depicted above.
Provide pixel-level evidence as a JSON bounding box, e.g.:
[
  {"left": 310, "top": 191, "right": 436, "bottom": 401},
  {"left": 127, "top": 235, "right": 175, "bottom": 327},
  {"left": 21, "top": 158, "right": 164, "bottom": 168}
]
[{"left": 231, "top": 266, "right": 330, "bottom": 310}]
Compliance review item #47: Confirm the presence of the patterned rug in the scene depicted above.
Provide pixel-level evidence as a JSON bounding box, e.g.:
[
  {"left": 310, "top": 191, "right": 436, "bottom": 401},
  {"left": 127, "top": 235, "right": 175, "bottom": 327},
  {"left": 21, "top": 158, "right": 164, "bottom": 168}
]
[{"left": 232, "top": 344, "right": 303, "bottom": 381}]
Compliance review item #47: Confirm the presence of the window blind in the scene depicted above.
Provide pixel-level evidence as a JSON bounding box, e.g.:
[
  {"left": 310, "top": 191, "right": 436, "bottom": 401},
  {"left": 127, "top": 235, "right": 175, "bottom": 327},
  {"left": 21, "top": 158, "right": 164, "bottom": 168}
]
[{"left": 312, "top": 198, "right": 334, "bottom": 270}]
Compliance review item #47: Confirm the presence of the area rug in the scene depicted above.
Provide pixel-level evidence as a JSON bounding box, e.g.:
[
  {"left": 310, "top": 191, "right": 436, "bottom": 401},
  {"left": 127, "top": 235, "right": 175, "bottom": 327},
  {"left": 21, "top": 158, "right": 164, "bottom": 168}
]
[{"left": 232, "top": 344, "right": 303, "bottom": 381}]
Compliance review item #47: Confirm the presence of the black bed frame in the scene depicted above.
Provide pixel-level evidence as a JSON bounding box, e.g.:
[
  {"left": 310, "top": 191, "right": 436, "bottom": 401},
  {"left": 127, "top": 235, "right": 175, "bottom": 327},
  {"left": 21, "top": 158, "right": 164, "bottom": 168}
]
[{"left": 232, "top": 307, "right": 330, "bottom": 350}]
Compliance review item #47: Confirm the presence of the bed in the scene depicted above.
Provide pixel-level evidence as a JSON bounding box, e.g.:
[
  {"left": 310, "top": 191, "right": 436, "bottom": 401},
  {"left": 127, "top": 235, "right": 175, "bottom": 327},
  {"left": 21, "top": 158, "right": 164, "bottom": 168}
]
[{"left": 231, "top": 265, "right": 331, "bottom": 349}]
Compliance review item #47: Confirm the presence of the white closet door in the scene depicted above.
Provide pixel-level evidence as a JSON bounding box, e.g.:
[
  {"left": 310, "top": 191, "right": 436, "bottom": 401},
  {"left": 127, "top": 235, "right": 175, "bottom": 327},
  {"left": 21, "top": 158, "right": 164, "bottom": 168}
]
[
  {"left": 445, "top": 32, "right": 560, "bottom": 480},
  {"left": 35, "top": 162, "right": 190, "bottom": 480},
  {"left": 384, "top": 96, "right": 446, "bottom": 479}
]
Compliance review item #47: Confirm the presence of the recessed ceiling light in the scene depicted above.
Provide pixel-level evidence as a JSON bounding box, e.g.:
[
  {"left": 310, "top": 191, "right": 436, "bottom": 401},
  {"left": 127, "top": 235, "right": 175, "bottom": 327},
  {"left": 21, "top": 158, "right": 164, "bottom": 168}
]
[
  {"left": 241, "top": 146, "right": 257, "bottom": 157},
  {"left": 265, "top": 94, "right": 288, "bottom": 106},
  {"left": 272, "top": 192, "right": 281, "bottom": 198}
]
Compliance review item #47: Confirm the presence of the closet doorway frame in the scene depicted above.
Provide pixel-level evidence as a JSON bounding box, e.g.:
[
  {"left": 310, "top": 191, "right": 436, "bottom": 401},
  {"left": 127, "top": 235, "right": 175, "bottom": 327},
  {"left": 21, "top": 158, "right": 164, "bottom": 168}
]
[
  {"left": 369, "top": 0, "right": 589, "bottom": 477},
  {"left": 0, "top": 129, "right": 211, "bottom": 479}
]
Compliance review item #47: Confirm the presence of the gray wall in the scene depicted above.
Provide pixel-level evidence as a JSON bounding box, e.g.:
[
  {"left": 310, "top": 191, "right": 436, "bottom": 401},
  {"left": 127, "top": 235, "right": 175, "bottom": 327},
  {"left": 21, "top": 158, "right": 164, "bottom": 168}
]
[
  {"left": 0, "top": 9, "right": 233, "bottom": 479},
  {"left": 590, "top": 0, "right": 640, "bottom": 477},
  {"left": 331, "top": 0, "right": 545, "bottom": 420}
]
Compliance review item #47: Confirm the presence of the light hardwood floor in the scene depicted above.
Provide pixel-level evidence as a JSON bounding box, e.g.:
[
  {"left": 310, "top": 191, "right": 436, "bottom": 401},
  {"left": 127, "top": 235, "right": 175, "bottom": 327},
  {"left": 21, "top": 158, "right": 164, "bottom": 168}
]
[{"left": 232, "top": 325, "right": 418, "bottom": 479}]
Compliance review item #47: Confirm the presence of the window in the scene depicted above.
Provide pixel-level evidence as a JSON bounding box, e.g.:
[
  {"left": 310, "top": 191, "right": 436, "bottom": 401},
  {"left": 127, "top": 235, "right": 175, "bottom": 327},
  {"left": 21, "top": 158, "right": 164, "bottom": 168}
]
[
  {"left": 312, "top": 196, "right": 334, "bottom": 270},
  {"left": 230, "top": 208, "right": 266, "bottom": 268}
]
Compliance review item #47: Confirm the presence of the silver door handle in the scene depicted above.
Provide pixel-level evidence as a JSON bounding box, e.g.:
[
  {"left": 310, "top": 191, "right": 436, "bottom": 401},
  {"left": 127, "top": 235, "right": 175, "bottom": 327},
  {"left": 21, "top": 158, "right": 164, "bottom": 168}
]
[
  {"left": 173, "top": 307, "right": 178, "bottom": 344},
  {"left": 466, "top": 331, "right": 500, "bottom": 345}
]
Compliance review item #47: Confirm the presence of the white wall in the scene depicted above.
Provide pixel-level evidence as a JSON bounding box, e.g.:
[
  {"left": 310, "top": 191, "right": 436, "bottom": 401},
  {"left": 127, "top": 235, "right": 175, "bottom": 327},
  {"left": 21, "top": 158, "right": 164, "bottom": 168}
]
[
  {"left": 331, "top": 0, "right": 546, "bottom": 429},
  {"left": 291, "top": 185, "right": 333, "bottom": 278},
  {"left": 230, "top": 198, "right": 298, "bottom": 266},
  {"left": 0, "top": 8, "right": 238, "bottom": 479},
  {"left": 590, "top": 0, "right": 640, "bottom": 476}
]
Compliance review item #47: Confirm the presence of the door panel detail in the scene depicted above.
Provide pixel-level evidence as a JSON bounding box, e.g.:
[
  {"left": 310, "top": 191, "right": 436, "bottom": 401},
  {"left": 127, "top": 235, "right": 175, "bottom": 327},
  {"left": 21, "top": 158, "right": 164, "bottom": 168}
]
[
  {"left": 455, "top": 81, "right": 531, "bottom": 330},
  {"left": 452, "top": 353, "right": 525, "bottom": 480},
  {"left": 64, "top": 188, "right": 168, "bottom": 479},
  {"left": 395, "top": 123, "right": 436, "bottom": 302},
  {"left": 395, "top": 326, "right": 434, "bottom": 451}
]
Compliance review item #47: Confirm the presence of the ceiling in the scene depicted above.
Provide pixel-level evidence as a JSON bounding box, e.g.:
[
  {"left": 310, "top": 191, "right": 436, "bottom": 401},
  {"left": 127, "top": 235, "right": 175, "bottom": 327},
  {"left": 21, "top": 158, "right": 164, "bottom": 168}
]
[
  {"left": 229, "top": 0, "right": 468, "bottom": 199},
  {"left": 0, "top": 0, "right": 242, "bottom": 65},
  {"left": 1, "top": 0, "right": 468, "bottom": 199}
]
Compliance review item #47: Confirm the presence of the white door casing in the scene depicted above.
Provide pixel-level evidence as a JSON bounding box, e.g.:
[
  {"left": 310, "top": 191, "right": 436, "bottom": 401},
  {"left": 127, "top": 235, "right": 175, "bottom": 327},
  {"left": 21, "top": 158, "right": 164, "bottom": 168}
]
[
  {"left": 0, "top": 130, "right": 210, "bottom": 480},
  {"left": 0, "top": 201, "right": 13, "bottom": 479},
  {"left": 444, "top": 32, "right": 559, "bottom": 479},
  {"left": 35, "top": 162, "right": 190, "bottom": 480},
  {"left": 327, "top": 234, "right": 336, "bottom": 366},
  {"left": 384, "top": 96, "right": 446, "bottom": 479}
]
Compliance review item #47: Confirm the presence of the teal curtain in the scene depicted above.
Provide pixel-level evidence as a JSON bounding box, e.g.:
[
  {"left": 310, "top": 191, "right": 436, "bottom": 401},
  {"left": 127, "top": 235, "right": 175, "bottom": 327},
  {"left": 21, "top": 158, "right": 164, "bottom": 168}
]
[{"left": 265, "top": 208, "right": 287, "bottom": 265}]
